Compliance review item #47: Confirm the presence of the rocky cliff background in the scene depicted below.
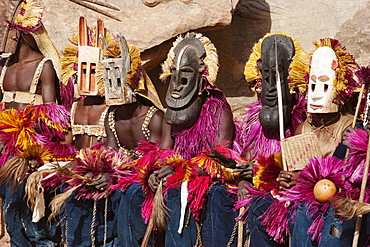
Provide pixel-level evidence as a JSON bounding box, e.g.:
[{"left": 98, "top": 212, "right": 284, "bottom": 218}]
[{"left": 1, "top": 0, "right": 370, "bottom": 118}]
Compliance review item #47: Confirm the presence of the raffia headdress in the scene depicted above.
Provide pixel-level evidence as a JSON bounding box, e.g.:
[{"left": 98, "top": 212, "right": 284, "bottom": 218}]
[
  {"left": 289, "top": 38, "right": 360, "bottom": 104},
  {"left": 5, "top": 0, "right": 61, "bottom": 79},
  {"left": 61, "top": 28, "right": 163, "bottom": 110},
  {"left": 160, "top": 32, "right": 219, "bottom": 87},
  {"left": 61, "top": 25, "right": 117, "bottom": 97},
  {"left": 244, "top": 32, "right": 309, "bottom": 94}
]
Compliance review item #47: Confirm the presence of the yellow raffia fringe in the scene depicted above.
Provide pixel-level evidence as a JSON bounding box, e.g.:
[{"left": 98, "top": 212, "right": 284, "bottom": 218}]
[
  {"left": 165, "top": 155, "right": 194, "bottom": 182},
  {"left": 160, "top": 33, "right": 219, "bottom": 86},
  {"left": 19, "top": 144, "right": 52, "bottom": 164},
  {"left": 127, "top": 45, "right": 144, "bottom": 90},
  {"left": 288, "top": 49, "right": 310, "bottom": 95},
  {"left": 61, "top": 33, "right": 79, "bottom": 86},
  {"left": 311, "top": 38, "right": 358, "bottom": 98},
  {"left": 0, "top": 109, "right": 38, "bottom": 151},
  {"left": 15, "top": 0, "right": 43, "bottom": 29},
  {"left": 33, "top": 112, "right": 68, "bottom": 133},
  {"left": 245, "top": 32, "right": 309, "bottom": 94},
  {"left": 192, "top": 154, "right": 235, "bottom": 181},
  {"left": 244, "top": 37, "right": 263, "bottom": 83},
  {"left": 253, "top": 153, "right": 283, "bottom": 189}
]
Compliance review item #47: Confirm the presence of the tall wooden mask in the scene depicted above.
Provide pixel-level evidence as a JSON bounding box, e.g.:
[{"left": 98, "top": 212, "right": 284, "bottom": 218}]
[
  {"left": 77, "top": 17, "right": 103, "bottom": 96},
  {"left": 258, "top": 34, "right": 295, "bottom": 132},
  {"left": 164, "top": 33, "right": 206, "bottom": 128}
]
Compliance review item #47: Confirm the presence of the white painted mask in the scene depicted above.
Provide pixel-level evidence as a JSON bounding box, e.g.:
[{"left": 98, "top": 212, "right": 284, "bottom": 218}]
[{"left": 307, "top": 46, "right": 339, "bottom": 113}]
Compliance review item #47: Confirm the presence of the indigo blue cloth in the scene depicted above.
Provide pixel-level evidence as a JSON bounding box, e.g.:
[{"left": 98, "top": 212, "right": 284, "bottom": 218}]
[
  {"left": 165, "top": 184, "right": 239, "bottom": 247},
  {"left": 247, "top": 194, "right": 283, "bottom": 247},
  {"left": 290, "top": 204, "right": 342, "bottom": 247},
  {"left": 165, "top": 187, "right": 197, "bottom": 247},
  {"left": 60, "top": 190, "right": 121, "bottom": 247},
  {"left": 1, "top": 182, "right": 59, "bottom": 247},
  {"left": 116, "top": 183, "right": 148, "bottom": 247}
]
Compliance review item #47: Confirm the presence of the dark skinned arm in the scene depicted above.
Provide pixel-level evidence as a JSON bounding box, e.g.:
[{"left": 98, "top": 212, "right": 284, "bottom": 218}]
[
  {"left": 40, "top": 60, "right": 57, "bottom": 103},
  {"left": 217, "top": 106, "right": 254, "bottom": 199},
  {"left": 216, "top": 106, "right": 235, "bottom": 148},
  {"left": 147, "top": 110, "right": 164, "bottom": 144},
  {"left": 149, "top": 119, "right": 174, "bottom": 191},
  {"left": 159, "top": 119, "right": 174, "bottom": 150}
]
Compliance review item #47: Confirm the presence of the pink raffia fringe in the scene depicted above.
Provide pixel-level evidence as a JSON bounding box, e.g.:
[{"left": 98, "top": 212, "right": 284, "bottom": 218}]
[
  {"left": 111, "top": 141, "right": 160, "bottom": 192},
  {"left": 236, "top": 93, "right": 306, "bottom": 160},
  {"left": 0, "top": 103, "right": 70, "bottom": 166},
  {"left": 172, "top": 95, "right": 228, "bottom": 160},
  {"left": 65, "top": 144, "right": 117, "bottom": 201},
  {"left": 343, "top": 128, "right": 370, "bottom": 202},
  {"left": 281, "top": 156, "right": 347, "bottom": 242}
]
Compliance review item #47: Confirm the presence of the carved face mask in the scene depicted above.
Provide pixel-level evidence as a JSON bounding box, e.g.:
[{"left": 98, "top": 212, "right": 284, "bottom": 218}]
[
  {"left": 164, "top": 34, "right": 206, "bottom": 128},
  {"left": 101, "top": 33, "right": 136, "bottom": 106},
  {"left": 258, "top": 34, "right": 294, "bottom": 131},
  {"left": 307, "top": 46, "right": 338, "bottom": 113},
  {"left": 77, "top": 17, "right": 101, "bottom": 96}
]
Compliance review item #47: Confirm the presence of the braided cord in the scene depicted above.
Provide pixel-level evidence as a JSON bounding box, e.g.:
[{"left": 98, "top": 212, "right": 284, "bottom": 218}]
[
  {"left": 104, "top": 197, "right": 108, "bottom": 247},
  {"left": 90, "top": 200, "right": 97, "bottom": 247},
  {"left": 226, "top": 221, "right": 239, "bottom": 247}
]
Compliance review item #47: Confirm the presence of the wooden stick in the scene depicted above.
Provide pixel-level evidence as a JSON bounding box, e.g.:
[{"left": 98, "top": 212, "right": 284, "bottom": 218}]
[
  {"left": 81, "top": 0, "right": 120, "bottom": 11},
  {"left": 352, "top": 84, "right": 365, "bottom": 128},
  {"left": 237, "top": 207, "right": 245, "bottom": 247},
  {"left": 78, "top": 16, "right": 88, "bottom": 46},
  {"left": 274, "top": 38, "right": 287, "bottom": 171},
  {"left": 68, "top": 0, "right": 121, "bottom": 22},
  {"left": 352, "top": 136, "right": 370, "bottom": 247},
  {"left": 95, "top": 19, "right": 105, "bottom": 48},
  {"left": 141, "top": 215, "right": 154, "bottom": 247}
]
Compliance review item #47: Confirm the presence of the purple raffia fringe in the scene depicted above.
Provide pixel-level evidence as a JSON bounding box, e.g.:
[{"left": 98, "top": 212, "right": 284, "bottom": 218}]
[
  {"left": 236, "top": 93, "right": 306, "bottom": 160},
  {"left": 65, "top": 144, "right": 117, "bottom": 201},
  {"left": 343, "top": 128, "right": 370, "bottom": 202},
  {"left": 6, "top": 20, "right": 41, "bottom": 34},
  {"left": 60, "top": 78, "right": 75, "bottom": 110},
  {"left": 172, "top": 95, "right": 230, "bottom": 159},
  {"left": 280, "top": 156, "right": 347, "bottom": 242}
]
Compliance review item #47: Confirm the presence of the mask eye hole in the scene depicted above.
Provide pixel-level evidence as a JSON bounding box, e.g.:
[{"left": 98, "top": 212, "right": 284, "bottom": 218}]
[
  {"left": 324, "top": 84, "right": 328, "bottom": 92},
  {"left": 264, "top": 76, "right": 269, "bottom": 83},
  {"left": 181, "top": 78, "right": 187, "bottom": 85},
  {"left": 311, "top": 83, "right": 316, "bottom": 92},
  {"left": 115, "top": 68, "right": 121, "bottom": 86}
]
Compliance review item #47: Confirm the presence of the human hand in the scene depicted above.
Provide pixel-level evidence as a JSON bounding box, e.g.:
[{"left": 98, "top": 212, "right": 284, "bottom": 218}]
[
  {"left": 276, "top": 170, "right": 299, "bottom": 190},
  {"left": 148, "top": 165, "right": 173, "bottom": 192},
  {"left": 232, "top": 162, "right": 254, "bottom": 180},
  {"left": 28, "top": 159, "right": 40, "bottom": 173},
  {"left": 237, "top": 180, "right": 252, "bottom": 200},
  {"left": 84, "top": 172, "right": 110, "bottom": 191}
]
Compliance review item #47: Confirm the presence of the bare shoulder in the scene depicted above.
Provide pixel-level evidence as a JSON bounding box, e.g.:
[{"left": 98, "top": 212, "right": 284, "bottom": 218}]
[
  {"left": 41, "top": 59, "right": 56, "bottom": 74},
  {"left": 149, "top": 109, "right": 164, "bottom": 129}
]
